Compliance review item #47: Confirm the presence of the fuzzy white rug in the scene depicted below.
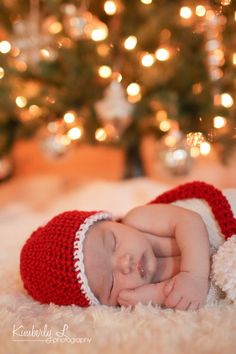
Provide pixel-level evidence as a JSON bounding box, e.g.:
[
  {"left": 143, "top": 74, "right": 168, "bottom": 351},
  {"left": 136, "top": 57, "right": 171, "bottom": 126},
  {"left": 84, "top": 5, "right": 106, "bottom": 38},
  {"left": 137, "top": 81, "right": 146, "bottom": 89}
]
[{"left": 1, "top": 177, "right": 236, "bottom": 354}]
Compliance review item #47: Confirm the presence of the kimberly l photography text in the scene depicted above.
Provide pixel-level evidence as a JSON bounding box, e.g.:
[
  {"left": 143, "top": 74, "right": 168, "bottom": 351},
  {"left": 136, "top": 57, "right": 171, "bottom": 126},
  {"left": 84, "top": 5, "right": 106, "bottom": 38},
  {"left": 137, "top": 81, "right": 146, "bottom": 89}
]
[{"left": 12, "top": 323, "right": 92, "bottom": 344}]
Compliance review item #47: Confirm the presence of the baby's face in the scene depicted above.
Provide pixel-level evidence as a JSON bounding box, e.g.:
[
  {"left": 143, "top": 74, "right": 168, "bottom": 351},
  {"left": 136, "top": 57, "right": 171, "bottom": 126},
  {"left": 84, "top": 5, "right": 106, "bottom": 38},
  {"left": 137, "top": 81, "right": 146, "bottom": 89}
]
[{"left": 83, "top": 220, "right": 158, "bottom": 306}]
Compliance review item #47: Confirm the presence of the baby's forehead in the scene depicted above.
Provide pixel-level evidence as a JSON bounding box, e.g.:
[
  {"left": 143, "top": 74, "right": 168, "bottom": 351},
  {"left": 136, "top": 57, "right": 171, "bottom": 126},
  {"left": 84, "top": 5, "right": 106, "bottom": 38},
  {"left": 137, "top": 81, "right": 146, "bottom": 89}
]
[
  {"left": 86, "top": 219, "right": 124, "bottom": 251},
  {"left": 91, "top": 220, "right": 110, "bottom": 235},
  {"left": 85, "top": 220, "right": 109, "bottom": 250},
  {"left": 92, "top": 219, "right": 115, "bottom": 234},
  {"left": 84, "top": 220, "right": 114, "bottom": 301},
  {"left": 85, "top": 220, "right": 120, "bottom": 261}
]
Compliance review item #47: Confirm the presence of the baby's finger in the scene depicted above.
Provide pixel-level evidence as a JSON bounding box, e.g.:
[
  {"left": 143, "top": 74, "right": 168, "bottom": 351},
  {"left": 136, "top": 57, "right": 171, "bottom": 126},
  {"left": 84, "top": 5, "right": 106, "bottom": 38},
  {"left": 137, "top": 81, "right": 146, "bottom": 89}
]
[
  {"left": 187, "top": 301, "right": 200, "bottom": 311},
  {"left": 118, "top": 289, "right": 137, "bottom": 305},
  {"left": 118, "top": 298, "right": 132, "bottom": 307},
  {"left": 163, "top": 277, "right": 175, "bottom": 297},
  {"left": 164, "top": 291, "right": 182, "bottom": 308},
  {"left": 174, "top": 297, "right": 191, "bottom": 311}
]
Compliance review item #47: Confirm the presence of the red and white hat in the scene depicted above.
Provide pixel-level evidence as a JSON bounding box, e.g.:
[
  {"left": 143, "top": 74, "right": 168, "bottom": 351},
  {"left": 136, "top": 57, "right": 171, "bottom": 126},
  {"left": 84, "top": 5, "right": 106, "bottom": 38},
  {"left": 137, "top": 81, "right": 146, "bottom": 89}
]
[{"left": 20, "top": 210, "right": 113, "bottom": 307}]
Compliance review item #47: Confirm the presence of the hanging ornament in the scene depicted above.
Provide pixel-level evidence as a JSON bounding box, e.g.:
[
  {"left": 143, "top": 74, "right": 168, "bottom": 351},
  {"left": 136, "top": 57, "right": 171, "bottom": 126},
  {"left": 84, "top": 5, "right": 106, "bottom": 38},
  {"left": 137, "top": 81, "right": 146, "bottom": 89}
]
[
  {"left": 41, "top": 134, "right": 70, "bottom": 158},
  {"left": 40, "top": 120, "right": 70, "bottom": 158},
  {"left": 95, "top": 80, "right": 134, "bottom": 139},
  {"left": 12, "top": 0, "right": 56, "bottom": 67},
  {"left": 63, "top": 3, "right": 93, "bottom": 40},
  {"left": 0, "top": 155, "right": 13, "bottom": 182},
  {"left": 158, "top": 128, "right": 193, "bottom": 176},
  {"left": 40, "top": 112, "right": 84, "bottom": 158},
  {"left": 62, "top": 2, "right": 108, "bottom": 41}
]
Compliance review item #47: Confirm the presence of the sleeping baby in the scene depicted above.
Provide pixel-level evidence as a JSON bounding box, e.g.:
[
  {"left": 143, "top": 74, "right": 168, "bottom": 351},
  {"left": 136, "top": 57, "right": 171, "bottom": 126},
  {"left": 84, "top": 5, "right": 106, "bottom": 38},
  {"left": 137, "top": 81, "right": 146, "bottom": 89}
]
[{"left": 20, "top": 181, "right": 236, "bottom": 310}]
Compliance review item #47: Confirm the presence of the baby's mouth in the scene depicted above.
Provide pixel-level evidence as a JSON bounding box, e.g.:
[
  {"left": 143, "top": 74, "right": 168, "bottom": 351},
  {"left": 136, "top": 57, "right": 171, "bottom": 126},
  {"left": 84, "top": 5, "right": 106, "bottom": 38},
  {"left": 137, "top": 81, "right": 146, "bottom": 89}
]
[{"left": 137, "top": 254, "right": 146, "bottom": 279}]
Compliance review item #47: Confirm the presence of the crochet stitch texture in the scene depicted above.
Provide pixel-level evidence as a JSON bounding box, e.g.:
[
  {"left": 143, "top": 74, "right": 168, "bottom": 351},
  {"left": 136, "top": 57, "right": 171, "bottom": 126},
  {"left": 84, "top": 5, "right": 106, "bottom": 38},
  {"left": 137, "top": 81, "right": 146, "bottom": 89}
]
[{"left": 20, "top": 210, "right": 101, "bottom": 307}]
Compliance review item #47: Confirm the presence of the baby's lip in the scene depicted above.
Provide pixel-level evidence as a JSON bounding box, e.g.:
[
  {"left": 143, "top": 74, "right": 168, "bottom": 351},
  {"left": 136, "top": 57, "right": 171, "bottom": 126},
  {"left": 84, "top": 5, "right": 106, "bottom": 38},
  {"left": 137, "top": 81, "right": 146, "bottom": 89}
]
[{"left": 137, "top": 254, "right": 146, "bottom": 279}]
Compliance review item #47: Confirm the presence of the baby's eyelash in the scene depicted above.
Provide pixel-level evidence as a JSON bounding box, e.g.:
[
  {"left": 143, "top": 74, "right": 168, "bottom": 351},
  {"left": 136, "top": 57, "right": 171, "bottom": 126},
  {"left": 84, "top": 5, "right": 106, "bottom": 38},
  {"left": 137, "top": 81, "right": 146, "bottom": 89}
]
[
  {"left": 110, "top": 233, "right": 116, "bottom": 296},
  {"left": 113, "top": 234, "right": 116, "bottom": 252}
]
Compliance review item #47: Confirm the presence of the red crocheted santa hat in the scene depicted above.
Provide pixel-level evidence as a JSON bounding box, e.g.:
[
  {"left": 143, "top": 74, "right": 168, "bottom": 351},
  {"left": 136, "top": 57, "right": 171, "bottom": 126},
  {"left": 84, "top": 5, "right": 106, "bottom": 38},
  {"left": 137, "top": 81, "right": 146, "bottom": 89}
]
[
  {"left": 149, "top": 181, "right": 236, "bottom": 239},
  {"left": 20, "top": 210, "right": 113, "bottom": 307}
]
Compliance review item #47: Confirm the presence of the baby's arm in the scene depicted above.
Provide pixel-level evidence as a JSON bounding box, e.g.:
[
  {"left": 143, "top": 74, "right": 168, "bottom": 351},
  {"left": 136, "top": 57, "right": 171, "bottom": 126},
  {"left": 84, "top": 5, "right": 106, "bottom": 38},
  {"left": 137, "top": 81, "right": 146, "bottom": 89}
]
[{"left": 122, "top": 204, "right": 210, "bottom": 310}]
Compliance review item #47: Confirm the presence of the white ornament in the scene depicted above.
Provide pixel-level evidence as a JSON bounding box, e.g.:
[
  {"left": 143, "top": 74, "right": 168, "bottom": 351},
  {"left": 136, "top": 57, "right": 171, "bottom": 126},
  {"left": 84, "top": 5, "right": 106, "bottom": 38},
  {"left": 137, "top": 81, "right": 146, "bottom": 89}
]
[
  {"left": 12, "top": 17, "right": 54, "bottom": 66},
  {"left": 95, "top": 81, "right": 134, "bottom": 137},
  {"left": 12, "top": 0, "right": 55, "bottom": 67},
  {"left": 63, "top": 4, "right": 108, "bottom": 41},
  {"left": 41, "top": 134, "right": 69, "bottom": 158},
  {"left": 159, "top": 129, "right": 193, "bottom": 176},
  {"left": 212, "top": 235, "right": 236, "bottom": 302},
  {"left": 63, "top": 4, "right": 92, "bottom": 40}
]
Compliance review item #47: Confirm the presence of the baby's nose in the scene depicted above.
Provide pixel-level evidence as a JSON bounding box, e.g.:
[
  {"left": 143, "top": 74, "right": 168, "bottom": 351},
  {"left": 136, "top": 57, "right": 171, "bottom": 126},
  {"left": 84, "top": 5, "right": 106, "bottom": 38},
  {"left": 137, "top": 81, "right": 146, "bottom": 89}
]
[{"left": 117, "top": 253, "right": 134, "bottom": 275}]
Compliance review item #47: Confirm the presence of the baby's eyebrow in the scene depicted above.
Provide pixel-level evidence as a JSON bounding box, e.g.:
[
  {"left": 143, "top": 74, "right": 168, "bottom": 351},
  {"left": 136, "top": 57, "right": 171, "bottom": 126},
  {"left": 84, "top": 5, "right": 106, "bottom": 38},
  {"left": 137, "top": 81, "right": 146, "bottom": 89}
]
[{"left": 103, "top": 230, "right": 114, "bottom": 253}]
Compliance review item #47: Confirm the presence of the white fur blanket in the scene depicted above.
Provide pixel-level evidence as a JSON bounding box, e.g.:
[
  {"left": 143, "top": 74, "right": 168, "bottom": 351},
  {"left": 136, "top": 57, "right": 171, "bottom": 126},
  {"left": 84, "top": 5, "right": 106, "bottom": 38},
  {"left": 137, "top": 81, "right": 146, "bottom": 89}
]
[{"left": 1, "top": 177, "right": 236, "bottom": 354}]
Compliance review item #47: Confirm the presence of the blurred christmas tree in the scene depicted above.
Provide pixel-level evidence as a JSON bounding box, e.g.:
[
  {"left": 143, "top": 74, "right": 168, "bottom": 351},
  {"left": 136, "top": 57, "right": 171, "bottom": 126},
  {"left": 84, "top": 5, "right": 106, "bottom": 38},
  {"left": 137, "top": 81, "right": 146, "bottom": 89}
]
[{"left": 0, "top": 0, "right": 235, "bottom": 176}]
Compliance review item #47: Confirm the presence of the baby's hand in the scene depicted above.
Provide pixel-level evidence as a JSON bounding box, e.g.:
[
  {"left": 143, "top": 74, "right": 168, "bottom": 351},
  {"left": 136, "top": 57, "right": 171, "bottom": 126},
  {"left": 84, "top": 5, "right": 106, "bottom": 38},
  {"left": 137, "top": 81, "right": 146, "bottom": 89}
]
[
  {"left": 163, "top": 272, "right": 209, "bottom": 311},
  {"left": 118, "top": 280, "right": 171, "bottom": 307}
]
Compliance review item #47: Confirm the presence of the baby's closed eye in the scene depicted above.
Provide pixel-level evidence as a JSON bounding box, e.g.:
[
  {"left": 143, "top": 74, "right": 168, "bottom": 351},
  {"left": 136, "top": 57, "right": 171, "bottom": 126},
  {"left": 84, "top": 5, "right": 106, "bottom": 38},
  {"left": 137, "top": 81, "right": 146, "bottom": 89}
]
[{"left": 108, "top": 232, "right": 117, "bottom": 297}]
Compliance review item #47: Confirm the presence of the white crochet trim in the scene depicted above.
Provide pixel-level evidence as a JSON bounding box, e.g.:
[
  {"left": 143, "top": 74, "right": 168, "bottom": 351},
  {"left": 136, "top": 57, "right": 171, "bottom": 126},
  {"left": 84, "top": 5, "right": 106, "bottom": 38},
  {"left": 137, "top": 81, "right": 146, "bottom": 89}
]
[{"left": 73, "top": 212, "right": 113, "bottom": 305}]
